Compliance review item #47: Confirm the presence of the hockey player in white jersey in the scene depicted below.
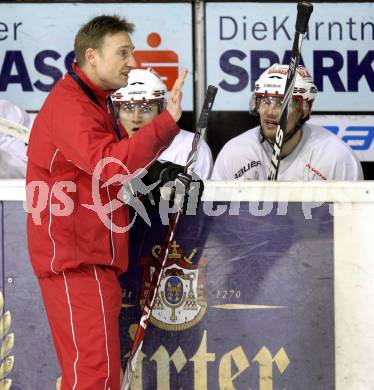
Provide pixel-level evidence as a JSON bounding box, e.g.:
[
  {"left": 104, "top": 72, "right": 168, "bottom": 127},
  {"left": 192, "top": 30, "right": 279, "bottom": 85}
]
[
  {"left": 112, "top": 68, "right": 213, "bottom": 179},
  {"left": 212, "top": 64, "right": 363, "bottom": 181}
]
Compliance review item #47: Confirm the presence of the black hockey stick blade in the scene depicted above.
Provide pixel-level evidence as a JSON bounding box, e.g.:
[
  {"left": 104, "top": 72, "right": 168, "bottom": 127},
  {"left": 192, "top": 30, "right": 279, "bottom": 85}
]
[
  {"left": 185, "top": 85, "right": 218, "bottom": 173},
  {"left": 197, "top": 85, "right": 218, "bottom": 129},
  {"left": 296, "top": 2, "right": 313, "bottom": 33}
]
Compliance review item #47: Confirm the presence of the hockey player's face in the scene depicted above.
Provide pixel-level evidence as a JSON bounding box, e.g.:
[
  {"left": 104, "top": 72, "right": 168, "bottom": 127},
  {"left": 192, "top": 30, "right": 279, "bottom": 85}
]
[
  {"left": 258, "top": 96, "right": 302, "bottom": 141},
  {"left": 93, "top": 32, "right": 136, "bottom": 90},
  {"left": 118, "top": 102, "right": 159, "bottom": 137}
]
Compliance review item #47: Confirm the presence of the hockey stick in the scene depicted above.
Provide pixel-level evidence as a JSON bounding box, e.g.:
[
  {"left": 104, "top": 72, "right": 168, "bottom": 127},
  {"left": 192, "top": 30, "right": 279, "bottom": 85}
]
[
  {"left": 268, "top": 2, "right": 313, "bottom": 180},
  {"left": 0, "top": 117, "right": 30, "bottom": 144},
  {"left": 121, "top": 85, "right": 218, "bottom": 390}
]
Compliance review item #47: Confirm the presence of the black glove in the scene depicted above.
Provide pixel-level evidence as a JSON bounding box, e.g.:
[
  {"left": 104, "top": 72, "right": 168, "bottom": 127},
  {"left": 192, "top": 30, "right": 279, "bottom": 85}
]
[
  {"left": 143, "top": 161, "right": 182, "bottom": 187},
  {"left": 143, "top": 161, "right": 204, "bottom": 214}
]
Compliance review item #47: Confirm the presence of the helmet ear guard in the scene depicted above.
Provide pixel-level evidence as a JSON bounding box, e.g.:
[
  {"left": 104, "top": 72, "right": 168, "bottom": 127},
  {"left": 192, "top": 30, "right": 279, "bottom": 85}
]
[{"left": 249, "top": 93, "right": 259, "bottom": 116}]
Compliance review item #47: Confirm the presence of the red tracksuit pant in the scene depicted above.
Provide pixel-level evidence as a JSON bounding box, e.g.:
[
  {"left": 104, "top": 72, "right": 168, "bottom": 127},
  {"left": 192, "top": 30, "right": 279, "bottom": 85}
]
[{"left": 38, "top": 264, "right": 123, "bottom": 390}]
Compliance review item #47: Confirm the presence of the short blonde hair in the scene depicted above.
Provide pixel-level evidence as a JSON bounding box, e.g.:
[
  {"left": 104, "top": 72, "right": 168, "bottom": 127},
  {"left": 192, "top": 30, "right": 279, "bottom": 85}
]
[{"left": 74, "top": 15, "right": 134, "bottom": 66}]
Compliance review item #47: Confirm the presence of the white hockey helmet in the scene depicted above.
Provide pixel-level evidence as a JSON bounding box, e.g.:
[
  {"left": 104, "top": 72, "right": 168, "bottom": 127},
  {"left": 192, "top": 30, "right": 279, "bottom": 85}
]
[
  {"left": 254, "top": 63, "right": 317, "bottom": 115},
  {"left": 111, "top": 68, "right": 167, "bottom": 109}
]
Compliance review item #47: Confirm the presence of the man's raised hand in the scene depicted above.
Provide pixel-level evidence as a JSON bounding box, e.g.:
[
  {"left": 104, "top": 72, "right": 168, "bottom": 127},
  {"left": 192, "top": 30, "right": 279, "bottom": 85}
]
[{"left": 167, "top": 69, "right": 188, "bottom": 122}]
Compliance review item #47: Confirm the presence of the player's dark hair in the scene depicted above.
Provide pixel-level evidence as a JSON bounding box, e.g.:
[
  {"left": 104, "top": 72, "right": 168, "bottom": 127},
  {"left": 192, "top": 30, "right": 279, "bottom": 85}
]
[{"left": 74, "top": 15, "right": 134, "bottom": 66}]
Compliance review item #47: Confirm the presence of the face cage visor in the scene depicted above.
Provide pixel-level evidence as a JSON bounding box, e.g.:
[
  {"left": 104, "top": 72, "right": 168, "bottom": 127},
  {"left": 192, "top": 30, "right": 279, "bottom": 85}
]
[
  {"left": 113, "top": 98, "right": 166, "bottom": 117},
  {"left": 252, "top": 94, "right": 306, "bottom": 115}
]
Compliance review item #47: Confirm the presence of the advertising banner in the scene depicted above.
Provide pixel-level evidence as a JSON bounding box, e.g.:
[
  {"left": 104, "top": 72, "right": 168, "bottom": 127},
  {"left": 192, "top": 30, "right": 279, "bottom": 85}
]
[
  {"left": 206, "top": 2, "right": 374, "bottom": 112},
  {"left": 0, "top": 4, "right": 193, "bottom": 112},
  {"left": 1, "top": 181, "right": 374, "bottom": 389},
  {"left": 309, "top": 114, "right": 374, "bottom": 161},
  {"left": 119, "top": 203, "right": 335, "bottom": 389}
]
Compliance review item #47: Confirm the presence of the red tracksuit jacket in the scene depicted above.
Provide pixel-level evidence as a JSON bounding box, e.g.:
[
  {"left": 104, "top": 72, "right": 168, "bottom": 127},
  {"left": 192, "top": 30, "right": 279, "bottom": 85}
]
[{"left": 26, "top": 64, "right": 179, "bottom": 278}]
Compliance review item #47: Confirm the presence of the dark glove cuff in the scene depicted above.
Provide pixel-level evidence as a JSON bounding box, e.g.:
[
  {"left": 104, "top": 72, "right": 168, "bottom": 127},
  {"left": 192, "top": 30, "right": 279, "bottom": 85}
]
[
  {"left": 159, "top": 163, "right": 184, "bottom": 184},
  {"left": 143, "top": 161, "right": 185, "bottom": 187}
]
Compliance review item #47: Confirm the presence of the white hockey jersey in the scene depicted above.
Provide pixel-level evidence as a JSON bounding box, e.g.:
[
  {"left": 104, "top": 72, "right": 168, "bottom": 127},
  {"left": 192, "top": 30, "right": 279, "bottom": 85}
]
[
  {"left": 159, "top": 129, "right": 213, "bottom": 179},
  {"left": 212, "top": 123, "right": 363, "bottom": 181},
  {"left": 0, "top": 100, "right": 32, "bottom": 179}
]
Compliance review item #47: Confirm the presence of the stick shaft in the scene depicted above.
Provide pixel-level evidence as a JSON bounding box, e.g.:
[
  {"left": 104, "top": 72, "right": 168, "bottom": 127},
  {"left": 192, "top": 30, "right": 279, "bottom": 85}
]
[
  {"left": 121, "top": 85, "right": 217, "bottom": 390},
  {"left": 268, "top": 2, "right": 313, "bottom": 180}
]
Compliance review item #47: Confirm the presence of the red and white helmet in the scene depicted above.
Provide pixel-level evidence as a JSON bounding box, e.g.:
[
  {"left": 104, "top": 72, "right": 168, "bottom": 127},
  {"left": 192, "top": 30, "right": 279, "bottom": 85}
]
[
  {"left": 111, "top": 67, "right": 167, "bottom": 107},
  {"left": 254, "top": 63, "right": 317, "bottom": 114}
]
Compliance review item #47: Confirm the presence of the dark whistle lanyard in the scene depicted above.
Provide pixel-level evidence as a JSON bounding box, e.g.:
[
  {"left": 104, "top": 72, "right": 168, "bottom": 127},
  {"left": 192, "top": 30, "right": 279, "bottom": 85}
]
[{"left": 68, "top": 68, "right": 123, "bottom": 140}]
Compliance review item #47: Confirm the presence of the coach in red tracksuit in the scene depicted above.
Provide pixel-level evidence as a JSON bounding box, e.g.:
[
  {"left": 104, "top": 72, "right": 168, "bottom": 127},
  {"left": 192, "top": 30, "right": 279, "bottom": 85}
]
[{"left": 26, "top": 15, "right": 189, "bottom": 390}]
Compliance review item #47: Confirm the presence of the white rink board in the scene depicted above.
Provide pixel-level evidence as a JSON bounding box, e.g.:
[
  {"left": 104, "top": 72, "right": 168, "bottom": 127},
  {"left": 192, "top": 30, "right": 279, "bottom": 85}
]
[{"left": 1, "top": 180, "right": 374, "bottom": 389}]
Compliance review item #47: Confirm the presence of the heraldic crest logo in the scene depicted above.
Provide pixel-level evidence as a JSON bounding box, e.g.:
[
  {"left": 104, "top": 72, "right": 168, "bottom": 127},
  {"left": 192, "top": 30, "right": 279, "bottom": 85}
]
[{"left": 140, "top": 240, "right": 207, "bottom": 331}]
